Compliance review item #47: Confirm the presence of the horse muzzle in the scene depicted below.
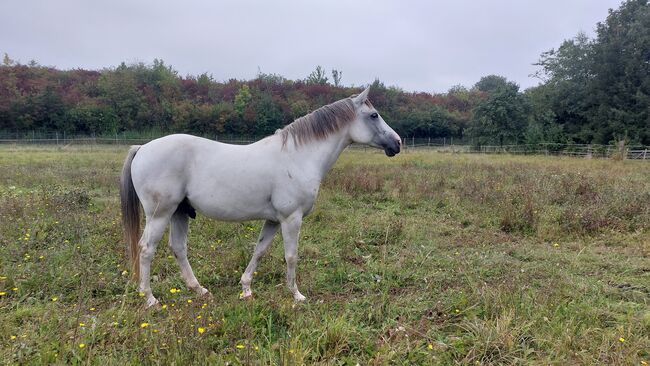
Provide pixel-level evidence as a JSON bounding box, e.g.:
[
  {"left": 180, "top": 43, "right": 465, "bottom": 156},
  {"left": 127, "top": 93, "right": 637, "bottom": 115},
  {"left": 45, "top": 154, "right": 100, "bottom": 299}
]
[{"left": 383, "top": 138, "right": 401, "bottom": 157}]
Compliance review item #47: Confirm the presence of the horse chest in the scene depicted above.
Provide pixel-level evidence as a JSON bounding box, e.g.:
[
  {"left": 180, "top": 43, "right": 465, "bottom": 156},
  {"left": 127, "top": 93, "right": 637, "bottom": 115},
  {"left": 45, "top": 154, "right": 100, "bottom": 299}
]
[{"left": 271, "top": 176, "right": 320, "bottom": 217}]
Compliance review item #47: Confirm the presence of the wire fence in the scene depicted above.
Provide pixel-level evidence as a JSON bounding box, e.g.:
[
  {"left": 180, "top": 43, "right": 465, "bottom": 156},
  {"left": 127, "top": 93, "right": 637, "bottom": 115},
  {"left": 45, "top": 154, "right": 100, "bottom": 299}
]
[{"left": 0, "top": 132, "right": 647, "bottom": 161}]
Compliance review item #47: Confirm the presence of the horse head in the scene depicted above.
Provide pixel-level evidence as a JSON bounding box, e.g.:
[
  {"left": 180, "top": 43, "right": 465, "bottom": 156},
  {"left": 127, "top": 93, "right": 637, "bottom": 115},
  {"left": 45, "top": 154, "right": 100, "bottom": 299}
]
[{"left": 348, "top": 87, "right": 402, "bottom": 156}]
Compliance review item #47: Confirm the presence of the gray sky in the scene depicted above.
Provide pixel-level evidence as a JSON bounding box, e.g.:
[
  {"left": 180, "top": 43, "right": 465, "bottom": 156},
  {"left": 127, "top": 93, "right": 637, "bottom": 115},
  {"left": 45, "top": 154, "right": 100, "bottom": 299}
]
[{"left": 0, "top": 0, "right": 621, "bottom": 93}]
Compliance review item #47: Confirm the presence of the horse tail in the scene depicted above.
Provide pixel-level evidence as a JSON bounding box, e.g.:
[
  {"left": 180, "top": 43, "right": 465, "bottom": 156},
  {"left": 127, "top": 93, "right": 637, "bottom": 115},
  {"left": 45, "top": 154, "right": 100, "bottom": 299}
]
[{"left": 120, "top": 145, "right": 142, "bottom": 281}]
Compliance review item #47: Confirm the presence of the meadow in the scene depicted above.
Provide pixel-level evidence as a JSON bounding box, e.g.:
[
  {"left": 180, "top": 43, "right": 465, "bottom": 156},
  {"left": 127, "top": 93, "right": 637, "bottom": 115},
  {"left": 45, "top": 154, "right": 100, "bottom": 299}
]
[{"left": 0, "top": 145, "right": 648, "bottom": 365}]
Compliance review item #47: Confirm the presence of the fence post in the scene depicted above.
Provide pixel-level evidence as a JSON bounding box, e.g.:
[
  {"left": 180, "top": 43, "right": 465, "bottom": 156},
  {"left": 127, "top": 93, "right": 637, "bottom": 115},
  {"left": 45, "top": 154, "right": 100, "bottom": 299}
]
[{"left": 618, "top": 140, "right": 626, "bottom": 160}]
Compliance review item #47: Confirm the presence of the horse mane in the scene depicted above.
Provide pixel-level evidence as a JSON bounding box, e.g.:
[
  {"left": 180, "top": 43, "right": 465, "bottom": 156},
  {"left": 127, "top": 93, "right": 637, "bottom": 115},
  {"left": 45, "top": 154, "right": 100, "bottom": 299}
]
[{"left": 279, "top": 97, "right": 358, "bottom": 148}]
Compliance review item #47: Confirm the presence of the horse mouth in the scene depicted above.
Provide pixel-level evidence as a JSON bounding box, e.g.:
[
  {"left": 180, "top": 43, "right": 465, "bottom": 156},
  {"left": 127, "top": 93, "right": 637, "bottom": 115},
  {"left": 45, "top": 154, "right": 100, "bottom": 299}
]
[{"left": 384, "top": 146, "right": 399, "bottom": 157}]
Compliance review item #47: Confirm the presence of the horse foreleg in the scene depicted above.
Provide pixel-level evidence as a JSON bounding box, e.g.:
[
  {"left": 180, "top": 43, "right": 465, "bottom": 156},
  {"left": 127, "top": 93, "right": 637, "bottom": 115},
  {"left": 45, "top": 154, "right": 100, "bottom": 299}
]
[
  {"left": 281, "top": 212, "right": 306, "bottom": 302},
  {"left": 139, "top": 215, "right": 169, "bottom": 307},
  {"left": 169, "top": 212, "right": 209, "bottom": 297},
  {"left": 240, "top": 220, "right": 280, "bottom": 299}
]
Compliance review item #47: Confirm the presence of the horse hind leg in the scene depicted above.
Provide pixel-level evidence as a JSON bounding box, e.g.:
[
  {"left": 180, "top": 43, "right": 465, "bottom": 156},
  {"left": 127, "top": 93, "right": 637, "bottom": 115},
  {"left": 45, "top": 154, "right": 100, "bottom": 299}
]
[
  {"left": 138, "top": 214, "right": 171, "bottom": 307},
  {"left": 169, "top": 211, "right": 209, "bottom": 297}
]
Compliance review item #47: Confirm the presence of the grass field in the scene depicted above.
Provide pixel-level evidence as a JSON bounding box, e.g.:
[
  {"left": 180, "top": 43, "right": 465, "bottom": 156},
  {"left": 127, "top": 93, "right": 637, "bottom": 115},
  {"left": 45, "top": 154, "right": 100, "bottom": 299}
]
[{"left": 0, "top": 145, "right": 648, "bottom": 365}]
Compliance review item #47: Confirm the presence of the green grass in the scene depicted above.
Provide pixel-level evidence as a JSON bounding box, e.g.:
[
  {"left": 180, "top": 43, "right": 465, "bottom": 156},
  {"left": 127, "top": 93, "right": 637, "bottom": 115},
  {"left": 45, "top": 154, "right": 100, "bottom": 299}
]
[{"left": 0, "top": 145, "right": 648, "bottom": 365}]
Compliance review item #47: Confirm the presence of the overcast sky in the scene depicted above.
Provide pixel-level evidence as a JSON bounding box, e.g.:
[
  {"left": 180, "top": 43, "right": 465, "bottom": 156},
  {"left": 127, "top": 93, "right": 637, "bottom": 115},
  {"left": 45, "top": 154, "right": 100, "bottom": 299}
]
[{"left": 0, "top": 0, "right": 622, "bottom": 93}]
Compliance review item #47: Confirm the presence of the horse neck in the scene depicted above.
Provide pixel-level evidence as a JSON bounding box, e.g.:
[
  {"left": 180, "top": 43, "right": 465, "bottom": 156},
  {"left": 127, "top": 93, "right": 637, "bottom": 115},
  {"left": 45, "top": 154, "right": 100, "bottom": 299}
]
[{"left": 285, "top": 130, "right": 351, "bottom": 180}]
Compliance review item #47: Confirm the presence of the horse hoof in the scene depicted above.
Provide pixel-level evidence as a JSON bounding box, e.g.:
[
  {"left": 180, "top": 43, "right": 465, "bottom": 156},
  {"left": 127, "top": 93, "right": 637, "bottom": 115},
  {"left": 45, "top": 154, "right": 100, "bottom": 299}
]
[
  {"left": 239, "top": 291, "right": 253, "bottom": 300},
  {"left": 199, "top": 288, "right": 212, "bottom": 298},
  {"left": 145, "top": 298, "right": 160, "bottom": 309},
  {"left": 294, "top": 293, "right": 307, "bottom": 302}
]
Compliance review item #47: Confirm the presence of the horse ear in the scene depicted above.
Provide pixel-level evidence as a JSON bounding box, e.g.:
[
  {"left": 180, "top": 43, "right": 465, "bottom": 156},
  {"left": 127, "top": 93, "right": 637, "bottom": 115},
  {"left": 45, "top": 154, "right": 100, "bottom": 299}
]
[{"left": 352, "top": 86, "right": 370, "bottom": 106}]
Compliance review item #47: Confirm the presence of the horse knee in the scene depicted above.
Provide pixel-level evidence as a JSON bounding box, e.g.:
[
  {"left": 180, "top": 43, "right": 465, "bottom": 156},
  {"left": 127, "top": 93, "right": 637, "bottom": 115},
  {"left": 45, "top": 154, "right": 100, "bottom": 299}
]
[
  {"left": 285, "top": 254, "right": 297, "bottom": 266},
  {"left": 139, "top": 244, "right": 156, "bottom": 261}
]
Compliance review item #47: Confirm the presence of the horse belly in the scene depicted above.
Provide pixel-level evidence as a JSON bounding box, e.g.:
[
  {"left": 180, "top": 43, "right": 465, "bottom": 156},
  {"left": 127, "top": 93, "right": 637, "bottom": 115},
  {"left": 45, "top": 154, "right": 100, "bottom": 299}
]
[{"left": 188, "top": 188, "right": 276, "bottom": 222}]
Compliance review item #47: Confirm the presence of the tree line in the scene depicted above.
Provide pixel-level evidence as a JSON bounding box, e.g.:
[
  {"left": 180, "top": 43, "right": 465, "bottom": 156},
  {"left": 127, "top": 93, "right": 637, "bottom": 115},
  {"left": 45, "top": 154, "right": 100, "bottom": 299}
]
[{"left": 0, "top": 0, "right": 648, "bottom": 145}]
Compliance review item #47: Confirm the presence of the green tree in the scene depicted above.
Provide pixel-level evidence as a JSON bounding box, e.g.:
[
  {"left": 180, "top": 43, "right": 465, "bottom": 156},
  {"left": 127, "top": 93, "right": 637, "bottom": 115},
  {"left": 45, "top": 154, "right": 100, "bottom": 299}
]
[
  {"left": 64, "top": 102, "right": 118, "bottom": 134},
  {"left": 524, "top": 85, "right": 563, "bottom": 144},
  {"left": 234, "top": 84, "right": 252, "bottom": 117},
  {"left": 468, "top": 76, "right": 530, "bottom": 146},
  {"left": 589, "top": 0, "right": 650, "bottom": 144},
  {"left": 2, "top": 53, "right": 15, "bottom": 66},
  {"left": 474, "top": 75, "right": 509, "bottom": 93},
  {"left": 533, "top": 33, "right": 594, "bottom": 143},
  {"left": 306, "top": 66, "right": 328, "bottom": 85},
  {"left": 98, "top": 64, "right": 143, "bottom": 131},
  {"left": 331, "top": 69, "right": 342, "bottom": 87}
]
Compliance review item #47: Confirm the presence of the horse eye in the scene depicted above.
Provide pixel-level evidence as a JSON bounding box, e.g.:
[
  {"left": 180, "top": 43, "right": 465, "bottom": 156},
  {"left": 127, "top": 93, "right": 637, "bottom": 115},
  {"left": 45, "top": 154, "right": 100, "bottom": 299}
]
[{"left": 370, "top": 113, "right": 378, "bottom": 119}]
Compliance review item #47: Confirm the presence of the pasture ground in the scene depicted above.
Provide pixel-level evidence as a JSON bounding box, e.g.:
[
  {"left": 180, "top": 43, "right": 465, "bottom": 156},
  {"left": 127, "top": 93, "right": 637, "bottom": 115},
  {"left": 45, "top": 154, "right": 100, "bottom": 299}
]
[{"left": 0, "top": 145, "right": 648, "bottom": 365}]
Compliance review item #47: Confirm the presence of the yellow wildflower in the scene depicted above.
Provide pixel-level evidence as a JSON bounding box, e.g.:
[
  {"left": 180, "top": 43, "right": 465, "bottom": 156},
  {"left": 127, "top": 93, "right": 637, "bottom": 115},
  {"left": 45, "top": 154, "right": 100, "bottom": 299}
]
[
  {"left": 196, "top": 315, "right": 202, "bottom": 319},
  {"left": 236, "top": 344, "right": 245, "bottom": 349},
  {"left": 51, "top": 297, "right": 58, "bottom": 302},
  {"left": 162, "top": 304, "right": 168, "bottom": 309},
  {"left": 641, "top": 361, "right": 647, "bottom": 366},
  {"left": 198, "top": 327, "right": 205, "bottom": 334},
  {"left": 619, "top": 337, "right": 625, "bottom": 343},
  {"left": 0, "top": 292, "right": 6, "bottom": 296},
  {"left": 427, "top": 343, "right": 434, "bottom": 350},
  {"left": 10, "top": 335, "right": 16, "bottom": 340},
  {"left": 12, "top": 287, "right": 18, "bottom": 291},
  {"left": 140, "top": 322, "right": 150, "bottom": 328},
  {"left": 79, "top": 323, "right": 85, "bottom": 327},
  {"left": 187, "top": 299, "right": 192, "bottom": 303},
  {"left": 78, "top": 343, "right": 85, "bottom": 348},
  {"left": 169, "top": 288, "right": 179, "bottom": 294},
  {"left": 89, "top": 307, "right": 95, "bottom": 311}
]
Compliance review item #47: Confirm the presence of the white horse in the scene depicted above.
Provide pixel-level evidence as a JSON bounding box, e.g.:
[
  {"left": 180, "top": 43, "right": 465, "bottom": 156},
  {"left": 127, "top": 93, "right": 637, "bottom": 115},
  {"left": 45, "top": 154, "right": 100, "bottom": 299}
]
[{"left": 120, "top": 87, "right": 401, "bottom": 307}]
